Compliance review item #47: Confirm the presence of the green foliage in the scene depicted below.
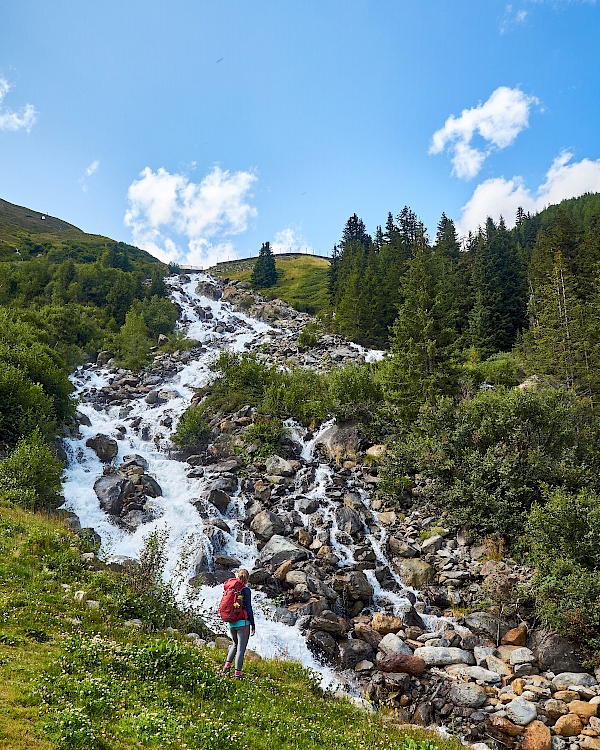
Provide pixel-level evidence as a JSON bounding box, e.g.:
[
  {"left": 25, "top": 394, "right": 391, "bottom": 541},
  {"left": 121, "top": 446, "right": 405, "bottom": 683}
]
[
  {"left": 382, "top": 387, "right": 592, "bottom": 537},
  {"left": 327, "top": 363, "right": 383, "bottom": 424},
  {"left": 0, "top": 429, "right": 63, "bottom": 509},
  {"left": 251, "top": 241, "right": 278, "bottom": 288},
  {"left": 112, "top": 309, "right": 151, "bottom": 371},
  {"left": 132, "top": 295, "right": 179, "bottom": 337},
  {"left": 240, "top": 416, "right": 287, "bottom": 458},
  {"left": 171, "top": 405, "right": 210, "bottom": 450},
  {"left": 297, "top": 322, "right": 321, "bottom": 348}
]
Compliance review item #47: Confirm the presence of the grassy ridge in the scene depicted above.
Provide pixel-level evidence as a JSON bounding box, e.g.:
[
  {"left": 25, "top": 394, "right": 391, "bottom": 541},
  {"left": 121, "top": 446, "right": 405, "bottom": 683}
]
[
  {"left": 0, "top": 502, "right": 459, "bottom": 750},
  {"left": 212, "top": 255, "right": 331, "bottom": 317}
]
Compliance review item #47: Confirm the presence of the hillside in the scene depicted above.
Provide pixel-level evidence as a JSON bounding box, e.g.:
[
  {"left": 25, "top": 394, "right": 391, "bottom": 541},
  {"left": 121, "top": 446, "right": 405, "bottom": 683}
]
[
  {"left": 0, "top": 198, "right": 160, "bottom": 265},
  {"left": 210, "top": 254, "right": 331, "bottom": 316},
  {"left": 0, "top": 501, "right": 455, "bottom": 750}
]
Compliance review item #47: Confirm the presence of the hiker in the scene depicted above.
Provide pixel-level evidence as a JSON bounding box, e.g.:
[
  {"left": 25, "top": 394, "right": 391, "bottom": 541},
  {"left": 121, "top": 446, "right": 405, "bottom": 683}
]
[{"left": 220, "top": 568, "right": 255, "bottom": 679}]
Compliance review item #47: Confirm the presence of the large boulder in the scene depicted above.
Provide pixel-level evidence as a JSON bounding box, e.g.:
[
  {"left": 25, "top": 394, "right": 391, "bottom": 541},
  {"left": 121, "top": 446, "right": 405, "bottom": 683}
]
[
  {"left": 527, "top": 630, "right": 584, "bottom": 674},
  {"left": 207, "top": 488, "right": 231, "bottom": 514},
  {"left": 258, "top": 535, "right": 309, "bottom": 568},
  {"left": 93, "top": 475, "right": 134, "bottom": 515},
  {"left": 332, "top": 570, "right": 374, "bottom": 602},
  {"left": 396, "top": 558, "right": 435, "bottom": 588},
  {"left": 315, "top": 422, "right": 361, "bottom": 461},
  {"left": 140, "top": 475, "right": 162, "bottom": 497},
  {"left": 371, "top": 612, "right": 403, "bottom": 635},
  {"left": 250, "top": 510, "right": 285, "bottom": 542},
  {"left": 335, "top": 507, "right": 364, "bottom": 536},
  {"left": 86, "top": 434, "right": 118, "bottom": 463},
  {"left": 378, "top": 633, "right": 412, "bottom": 656},
  {"left": 195, "top": 280, "right": 222, "bottom": 300},
  {"left": 265, "top": 455, "right": 294, "bottom": 477}
]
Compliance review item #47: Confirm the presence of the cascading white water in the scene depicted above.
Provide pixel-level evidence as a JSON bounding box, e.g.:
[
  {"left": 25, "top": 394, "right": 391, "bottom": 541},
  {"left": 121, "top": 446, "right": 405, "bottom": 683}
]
[{"left": 61, "top": 272, "right": 455, "bottom": 691}]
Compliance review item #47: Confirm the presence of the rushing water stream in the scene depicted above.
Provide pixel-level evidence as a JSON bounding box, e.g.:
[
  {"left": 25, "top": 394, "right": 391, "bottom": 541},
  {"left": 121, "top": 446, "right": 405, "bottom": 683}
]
[{"left": 61, "top": 273, "right": 453, "bottom": 690}]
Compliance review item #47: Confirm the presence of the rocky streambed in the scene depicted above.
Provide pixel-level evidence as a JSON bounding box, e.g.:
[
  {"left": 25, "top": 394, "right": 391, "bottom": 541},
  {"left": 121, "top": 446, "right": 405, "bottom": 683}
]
[{"left": 61, "top": 274, "right": 600, "bottom": 750}]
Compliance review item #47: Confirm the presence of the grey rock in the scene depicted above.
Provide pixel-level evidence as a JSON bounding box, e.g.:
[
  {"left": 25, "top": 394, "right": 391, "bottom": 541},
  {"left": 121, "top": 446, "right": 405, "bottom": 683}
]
[
  {"left": 528, "top": 630, "right": 584, "bottom": 674},
  {"left": 505, "top": 696, "right": 538, "bottom": 725},
  {"left": 93, "top": 475, "right": 134, "bottom": 515},
  {"left": 250, "top": 509, "right": 285, "bottom": 542},
  {"left": 552, "top": 672, "right": 597, "bottom": 688},
  {"left": 338, "top": 639, "right": 374, "bottom": 669},
  {"left": 335, "top": 507, "right": 364, "bottom": 536},
  {"left": 449, "top": 683, "right": 488, "bottom": 708},
  {"left": 207, "top": 488, "right": 230, "bottom": 514},
  {"left": 396, "top": 558, "right": 435, "bottom": 588},
  {"left": 86, "top": 433, "right": 118, "bottom": 462},
  {"left": 509, "top": 647, "right": 536, "bottom": 666},
  {"left": 378, "top": 633, "right": 413, "bottom": 656},
  {"left": 413, "top": 646, "right": 475, "bottom": 666},
  {"left": 140, "top": 474, "right": 162, "bottom": 497},
  {"left": 258, "top": 535, "right": 309, "bottom": 567},
  {"left": 445, "top": 664, "right": 502, "bottom": 685},
  {"left": 296, "top": 496, "right": 319, "bottom": 514},
  {"left": 265, "top": 455, "right": 294, "bottom": 477},
  {"left": 332, "top": 570, "right": 374, "bottom": 602},
  {"left": 121, "top": 454, "right": 149, "bottom": 470}
]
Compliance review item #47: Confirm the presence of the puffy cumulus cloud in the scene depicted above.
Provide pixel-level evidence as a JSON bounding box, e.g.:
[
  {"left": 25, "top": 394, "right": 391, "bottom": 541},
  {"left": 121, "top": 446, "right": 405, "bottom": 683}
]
[
  {"left": 430, "top": 86, "right": 539, "bottom": 179},
  {"left": 0, "top": 75, "right": 37, "bottom": 132},
  {"left": 270, "top": 227, "right": 313, "bottom": 255},
  {"left": 457, "top": 151, "right": 600, "bottom": 236},
  {"left": 124, "top": 165, "right": 257, "bottom": 267}
]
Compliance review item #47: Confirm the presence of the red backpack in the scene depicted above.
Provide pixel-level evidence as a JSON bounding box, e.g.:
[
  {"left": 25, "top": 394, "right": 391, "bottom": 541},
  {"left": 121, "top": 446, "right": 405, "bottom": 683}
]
[{"left": 219, "top": 578, "right": 248, "bottom": 623}]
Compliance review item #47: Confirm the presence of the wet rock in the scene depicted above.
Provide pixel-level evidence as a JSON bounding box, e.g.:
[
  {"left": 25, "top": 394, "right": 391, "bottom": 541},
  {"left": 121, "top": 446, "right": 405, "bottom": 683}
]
[
  {"left": 315, "top": 422, "right": 361, "bottom": 461},
  {"left": 258, "top": 535, "right": 308, "bottom": 567},
  {"left": 308, "top": 629, "right": 337, "bottom": 658},
  {"left": 354, "top": 623, "right": 383, "bottom": 649},
  {"left": 311, "top": 616, "right": 348, "bottom": 638},
  {"left": 338, "top": 639, "right": 374, "bottom": 669},
  {"left": 121, "top": 454, "right": 149, "bottom": 470},
  {"left": 93, "top": 475, "right": 134, "bottom": 515},
  {"left": 86, "top": 433, "right": 118, "bottom": 462},
  {"left": 335, "top": 507, "right": 364, "bottom": 536},
  {"left": 207, "top": 488, "right": 231, "bottom": 514},
  {"left": 383, "top": 672, "right": 411, "bottom": 692},
  {"left": 332, "top": 570, "right": 373, "bottom": 602},
  {"left": 296, "top": 496, "right": 319, "bottom": 514},
  {"left": 396, "top": 558, "right": 435, "bottom": 588},
  {"left": 140, "top": 474, "right": 162, "bottom": 497},
  {"left": 250, "top": 510, "right": 285, "bottom": 542}
]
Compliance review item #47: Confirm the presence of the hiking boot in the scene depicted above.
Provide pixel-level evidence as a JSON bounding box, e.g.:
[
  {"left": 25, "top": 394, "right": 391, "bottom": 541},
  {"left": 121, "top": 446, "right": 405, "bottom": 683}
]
[
  {"left": 233, "top": 672, "right": 243, "bottom": 680},
  {"left": 222, "top": 665, "right": 231, "bottom": 677}
]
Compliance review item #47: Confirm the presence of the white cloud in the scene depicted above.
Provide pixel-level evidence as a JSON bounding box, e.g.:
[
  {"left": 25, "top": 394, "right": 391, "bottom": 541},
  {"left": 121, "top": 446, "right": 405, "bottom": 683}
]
[
  {"left": 456, "top": 150, "right": 600, "bottom": 236},
  {"left": 86, "top": 159, "right": 100, "bottom": 177},
  {"left": 270, "top": 227, "right": 313, "bottom": 255},
  {"left": 124, "top": 165, "right": 257, "bottom": 267},
  {"left": 0, "top": 75, "right": 37, "bottom": 132},
  {"left": 430, "top": 86, "right": 539, "bottom": 179}
]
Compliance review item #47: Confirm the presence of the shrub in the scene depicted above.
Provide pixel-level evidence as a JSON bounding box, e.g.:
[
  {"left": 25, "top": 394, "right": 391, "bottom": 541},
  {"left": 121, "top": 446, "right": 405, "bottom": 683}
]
[
  {"left": 241, "top": 416, "right": 287, "bottom": 458},
  {"left": 327, "top": 363, "right": 383, "bottom": 424},
  {"left": 298, "top": 322, "right": 321, "bottom": 348},
  {"left": 171, "top": 405, "right": 210, "bottom": 450},
  {"left": 0, "top": 429, "right": 63, "bottom": 509},
  {"left": 382, "top": 387, "right": 592, "bottom": 538}
]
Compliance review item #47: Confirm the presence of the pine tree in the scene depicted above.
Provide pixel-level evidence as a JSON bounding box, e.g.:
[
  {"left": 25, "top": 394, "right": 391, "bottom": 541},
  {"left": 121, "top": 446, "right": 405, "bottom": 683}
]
[{"left": 251, "top": 242, "right": 277, "bottom": 289}]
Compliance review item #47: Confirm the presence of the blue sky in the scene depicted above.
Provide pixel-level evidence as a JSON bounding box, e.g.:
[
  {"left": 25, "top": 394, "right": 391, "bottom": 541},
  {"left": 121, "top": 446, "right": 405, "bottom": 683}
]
[{"left": 0, "top": 0, "right": 599, "bottom": 266}]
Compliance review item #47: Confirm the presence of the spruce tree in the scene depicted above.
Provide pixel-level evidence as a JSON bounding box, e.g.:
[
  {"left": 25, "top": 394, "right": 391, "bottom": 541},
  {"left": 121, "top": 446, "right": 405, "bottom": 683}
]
[{"left": 251, "top": 242, "right": 277, "bottom": 289}]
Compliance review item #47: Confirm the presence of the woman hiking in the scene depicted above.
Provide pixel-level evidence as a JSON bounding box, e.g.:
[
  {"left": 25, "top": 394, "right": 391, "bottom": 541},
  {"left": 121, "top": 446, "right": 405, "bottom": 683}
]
[{"left": 220, "top": 568, "right": 255, "bottom": 679}]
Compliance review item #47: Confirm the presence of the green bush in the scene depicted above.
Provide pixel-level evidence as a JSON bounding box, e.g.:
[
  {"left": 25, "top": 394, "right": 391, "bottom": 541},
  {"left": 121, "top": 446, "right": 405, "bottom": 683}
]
[
  {"left": 240, "top": 416, "right": 287, "bottom": 458},
  {"left": 0, "top": 429, "right": 63, "bottom": 509},
  {"left": 132, "top": 295, "right": 178, "bottom": 336},
  {"left": 382, "top": 387, "right": 592, "bottom": 537},
  {"left": 112, "top": 309, "right": 151, "bottom": 371},
  {"left": 263, "top": 368, "right": 330, "bottom": 426},
  {"left": 297, "top": 322, "right": 321, "bottom": 348},
  {"left": 171, "top": 404, "right": 210, "bottom": 450},
  {"left": 327, "top": 363, "right": 383, "bottom": 424}
]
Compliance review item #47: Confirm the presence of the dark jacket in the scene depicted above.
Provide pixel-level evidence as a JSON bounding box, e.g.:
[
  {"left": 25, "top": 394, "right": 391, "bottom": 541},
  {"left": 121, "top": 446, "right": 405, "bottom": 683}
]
[{"left": 242, "top": 586, "right": 255, "bottom": 628}]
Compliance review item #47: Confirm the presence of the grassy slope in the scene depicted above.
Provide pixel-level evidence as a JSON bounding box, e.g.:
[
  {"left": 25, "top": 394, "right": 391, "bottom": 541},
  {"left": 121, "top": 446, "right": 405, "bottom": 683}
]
[
  {"left": 0, "top": 198, "right": 159, "bottom": 265},
  {"left": 211, "top": 255, "right": 331, "bottom": 317},
  {"left": 0, "top": 502, "right": 460, "bottom": 750}
]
